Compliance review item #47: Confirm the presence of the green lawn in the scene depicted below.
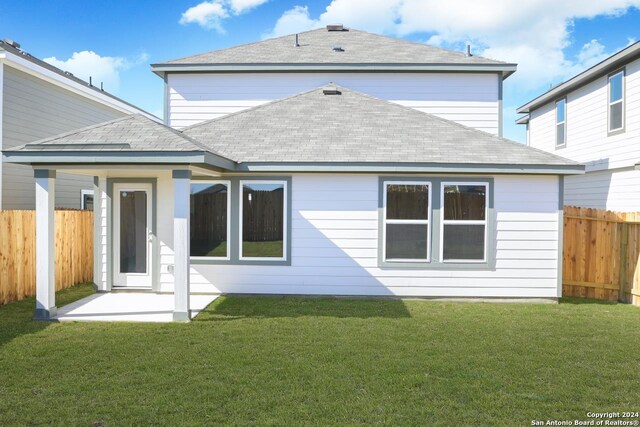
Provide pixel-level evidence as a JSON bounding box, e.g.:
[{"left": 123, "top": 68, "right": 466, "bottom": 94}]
[{"left": 1, "top": 284, "right": 639, "bottom": 426}]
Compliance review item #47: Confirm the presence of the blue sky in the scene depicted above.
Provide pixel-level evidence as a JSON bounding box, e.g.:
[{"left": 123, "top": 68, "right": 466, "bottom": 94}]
[{"left": 1, "top": 0, "right": 638, "bottom": 142}]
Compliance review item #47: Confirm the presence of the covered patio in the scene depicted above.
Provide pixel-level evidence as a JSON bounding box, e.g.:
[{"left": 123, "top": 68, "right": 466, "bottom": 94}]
[{"left": 56, "top": 292, "right": 218, "bottom": 322}]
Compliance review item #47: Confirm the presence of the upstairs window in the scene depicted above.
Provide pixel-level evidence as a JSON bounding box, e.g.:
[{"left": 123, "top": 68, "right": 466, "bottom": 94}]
[
  {"left": 555, "top": 99, "right": 566, "bottom": 148},
  {"left": 383, "top": 182, "right": 431, "bottom": 262},
  {"left": 608, "top": 70, "right": 624, "bottom": 133}
]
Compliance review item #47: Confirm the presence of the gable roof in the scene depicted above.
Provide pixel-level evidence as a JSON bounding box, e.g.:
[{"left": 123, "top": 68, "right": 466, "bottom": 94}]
[
  {"left": 180, "top": 85, "right": 579, "bottom": 172},
  {"left": 517, "top": 40, "right": 640, "bottom": 114},
  {"left": 0, "top": 39, "right": 159, "bottom": 121},
  {"left": 4, "top": 85, "right": 582, "bottom": 175},
  {"left": 151, "top": 28, "right": 516, "bottom": 78}
]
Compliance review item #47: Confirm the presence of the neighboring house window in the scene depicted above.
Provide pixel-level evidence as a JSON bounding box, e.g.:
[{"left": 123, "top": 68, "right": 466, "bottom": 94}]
[
  {"left": 382, "top": 182, "right": 431, "bottom": 262},
  {"left": 555, "top": 99, "right": 566, "bottom": 148},
  {"left": 190, "top": 181, "right": 230, "bottom": 259},
  {"left": 81, "top": 189, "right": 94, "bottom": 210},
  {"left": 240, "top": 180, "right": 288, "bottom": 260},
  {"left": 441, "top": 183, "right": 488, "bottom": 262},
  {"left": 608, "top": 70, "right": 624, "bottom": 133}
]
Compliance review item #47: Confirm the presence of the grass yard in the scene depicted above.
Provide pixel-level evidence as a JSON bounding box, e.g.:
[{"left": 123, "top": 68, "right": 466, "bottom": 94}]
[{"left": 1, "top": 284, "right": 639, "bottom": 426}]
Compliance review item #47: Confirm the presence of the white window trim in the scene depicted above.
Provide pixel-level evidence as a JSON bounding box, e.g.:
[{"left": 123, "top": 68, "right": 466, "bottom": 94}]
[
  {"left": 190, "top": 180, "right": 231, "bottom": 261},
  {"left": 80, "top": 189, "right": 94, "bottom": 210},
  {"left": 239, "top": 179, "right": 288, "bottom": 262},
  {"left": 555, "top": 99, "right": 566, "bottom": 148},
  {"left": 608, "top": 70, "right": 625, "bottom": 132},
  {"left": 382, "top": 181, "right": 432, "bottom": 263},
  {"left": 440, "top": 182, "right": 489, "bottom": 263}
]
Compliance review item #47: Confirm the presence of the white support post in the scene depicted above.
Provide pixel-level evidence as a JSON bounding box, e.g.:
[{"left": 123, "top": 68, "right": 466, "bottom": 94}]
[
  {"left": 173, "top": 170, "right": 191, "bottom": 321},
  {"left": 93, "top": 176, "right": 107, "bottom": 292},
  {"left": 34, "top": 169, "right": 56, "bottom": 320}
]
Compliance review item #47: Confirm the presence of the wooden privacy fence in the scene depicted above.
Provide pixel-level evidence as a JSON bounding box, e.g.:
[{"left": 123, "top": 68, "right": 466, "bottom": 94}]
[
  {"left": 563, "top": 206, "right": 640, "bottom": 305},
  {"left": 0, "top": 210, "right": 93, "bottom": 306}
]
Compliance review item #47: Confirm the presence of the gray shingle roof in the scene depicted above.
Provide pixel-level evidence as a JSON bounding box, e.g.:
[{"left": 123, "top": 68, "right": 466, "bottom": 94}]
[
  {"left": 156, "top": 28, "right": 508, "bottom": 66},
  {"left": 15, "top": 115, "right": 210, "bottom": 152},
  {"left": 182, "top": 85, "right": 578, "bottom": 167},
  {"left": 6, "top": 85, "right": 579, "bottom": 172}
]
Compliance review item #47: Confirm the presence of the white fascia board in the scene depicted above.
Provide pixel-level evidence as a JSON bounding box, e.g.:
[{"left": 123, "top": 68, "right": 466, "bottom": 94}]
[
  {"left": 0, "top": 51, "right": 160, "bottom": 122},
  {"left": 151, "top": 63, "right": 517, "bottom": 78}
]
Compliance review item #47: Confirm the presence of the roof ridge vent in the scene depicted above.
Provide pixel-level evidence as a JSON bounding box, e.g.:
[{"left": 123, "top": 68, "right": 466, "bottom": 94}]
[
  {"left": 322, "top": 84, "right": 341, "bottom": 95},
  {"left": 326, "top": 24, "right": 345, "bottom": 31}
]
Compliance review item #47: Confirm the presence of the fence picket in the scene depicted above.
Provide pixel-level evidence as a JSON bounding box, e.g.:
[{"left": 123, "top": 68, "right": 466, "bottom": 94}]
[{"left": 0, "top": 210, "right": 93, "bottom": 305}]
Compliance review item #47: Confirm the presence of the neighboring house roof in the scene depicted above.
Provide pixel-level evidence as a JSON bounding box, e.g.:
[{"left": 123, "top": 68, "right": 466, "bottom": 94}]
[
  {"left": 151, "top": 27, "right": 516, "bottom": 78},
  {"left": 0, "top": 39, "right": 159, "bottom": 121},
  {"left": 517, "top": 40, "right": 640, "bottom": 114},
  {"left": 4, "top": 85, "right": 582, "bottom": 175}
]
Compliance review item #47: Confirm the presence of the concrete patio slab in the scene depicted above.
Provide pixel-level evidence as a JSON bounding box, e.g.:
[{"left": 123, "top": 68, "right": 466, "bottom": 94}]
[{"left": 56, "top": 293, "right": 219, "bottom": 322}]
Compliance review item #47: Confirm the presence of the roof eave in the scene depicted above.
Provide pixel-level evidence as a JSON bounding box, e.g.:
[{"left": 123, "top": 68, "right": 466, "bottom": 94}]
[
  {"left": 515, "top": 115, "right": 530, "bottom": 125},
  {"left": 2, "top": 150, "right": 238, "bottom": 171},
  {"left": 517, "top": 41, "right": 640, "bottom": 114},
  {"left": 236, "top": 162, "right": 584, "bottom": 175},
  {"left": 151, "top": 63, "right": 517, "bottom": 78}
]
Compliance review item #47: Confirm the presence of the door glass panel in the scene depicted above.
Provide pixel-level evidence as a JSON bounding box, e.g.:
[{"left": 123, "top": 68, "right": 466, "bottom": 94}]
[{"left": 120, "top": 190, "right": 147, "bottom": 273}]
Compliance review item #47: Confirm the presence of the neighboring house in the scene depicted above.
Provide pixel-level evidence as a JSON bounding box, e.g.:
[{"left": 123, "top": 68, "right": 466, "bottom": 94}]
[
  {"left": 517, "top": 41, "right": 640, "bottom": 211},
  {"left": 151, "top": 26, "right": 515, "bottom": 136},
  {"left": 2, "top": 27, "right": 583, "bottom": 321},
  {"left": 0, "top": 38, "right": 159, "bottom": 210}
]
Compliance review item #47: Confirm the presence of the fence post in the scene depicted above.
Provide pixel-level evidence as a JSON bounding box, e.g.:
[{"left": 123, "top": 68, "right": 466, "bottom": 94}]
[{"left": 619, "top": 221, "right": 628, "bottom": 303}]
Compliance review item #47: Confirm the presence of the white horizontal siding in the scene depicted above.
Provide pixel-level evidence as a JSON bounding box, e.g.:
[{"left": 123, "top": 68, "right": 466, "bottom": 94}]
[
  {"left": 565, "top": 167, "right": 640, "bottom": 211},
  {"left": 185, "top": 173, "right": 560, "bottom": 298},
  {"left": 528, "top": 56, "right": 640, "bottom": 172},
  {"left": 167, "top": 73, "right": 500, "bottom": 134},
  {"left": 1, "top": 66, "right": 125, "bottom": 209}
]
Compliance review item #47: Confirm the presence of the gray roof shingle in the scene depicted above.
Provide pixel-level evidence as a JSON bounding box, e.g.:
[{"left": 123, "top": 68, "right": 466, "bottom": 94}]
[
  {"left": 182, "top": 85, "right": 578, "bottom": 167},
  {"left": 15, "top": 115, "right": 211, "bottom": 152},
  {"left": 7, "top": 85, "right": 579, "bottom": 171},
  {"left": 156, "top": 28, "right": 508, "bottom": 66}
]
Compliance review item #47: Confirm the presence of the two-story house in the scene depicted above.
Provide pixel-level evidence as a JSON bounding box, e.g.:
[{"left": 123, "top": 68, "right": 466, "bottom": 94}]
[
  {"left": 3, "top": 27, "right": 583, "bottom": 321},
  {"left": 517, "top": 41, "right": 640, "bottom": 211},
  {"left": 0, "top": 38, "right": 158, "bottom": 210},
  {"left": 152, "top": 26, "right": 512, "bottom": 135}
]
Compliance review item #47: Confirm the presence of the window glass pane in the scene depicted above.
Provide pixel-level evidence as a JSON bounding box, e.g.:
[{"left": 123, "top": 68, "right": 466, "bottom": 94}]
[
  {"left": 190, "top": 183, "right": 228, "bottom": 257},
  {"left": 386, "top": 184, "right": 429, "bottom": 220},
  {"left": 386, "top": 224, "right": 428, "bottom": 260},
  {"left": 609, "top": 73, "right": 623, "bottom": 102},
  {"left": 610, "top": 102, "right": 623, "bottom": 130},
  {"left": 556, "top": 123, "right": 565, "bottom": 146},
  {"left": 443, "top": 185, "right": 486, "bottom": 220},
  {"left": 243, "top": 183, "right": 284, "bottom": 258},
  {"left": 443, "top": 224, "right": 485, "bottom": 261},
  {"left": 120, "top": 191, "right": 147, "bottom": 273},
  {"left": 556, "top": 100, "right": 565, "bottom": 123}
]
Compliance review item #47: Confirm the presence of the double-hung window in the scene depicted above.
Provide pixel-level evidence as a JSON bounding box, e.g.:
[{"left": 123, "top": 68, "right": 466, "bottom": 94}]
[
  {"left": 555, "top": 99, "right": 566, "bottom": 148},
  {"left": 608, "top": 70, "right": 624, "bottom": 133},
  {"left": 441, "top": 183, "right": 488, "bottom": 262},
  {"left": 383, "top": 182, "right": 431, "bottom": 262},
  {"left": 190, "top": 181, "right": 231, "bottom": 259}
]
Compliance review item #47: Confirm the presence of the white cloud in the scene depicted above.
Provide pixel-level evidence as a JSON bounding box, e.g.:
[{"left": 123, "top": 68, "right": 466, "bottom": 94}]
[
  {"left": 179, "top": 0, "right": 268, "bottom": 32},
  {"left": 43, "top": 51, "right": 151, "bottom": 93},
  {"left": 267, "top": 0, "right": 640, "bottom": 90},
  {"left": 265, "top": 6, "right": 321, "bottom": 38}
]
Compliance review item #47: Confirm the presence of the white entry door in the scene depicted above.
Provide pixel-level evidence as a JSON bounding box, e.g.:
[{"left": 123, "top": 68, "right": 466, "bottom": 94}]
[{"left": 113, "top": 183, "right": 153, "bottom": 288}]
